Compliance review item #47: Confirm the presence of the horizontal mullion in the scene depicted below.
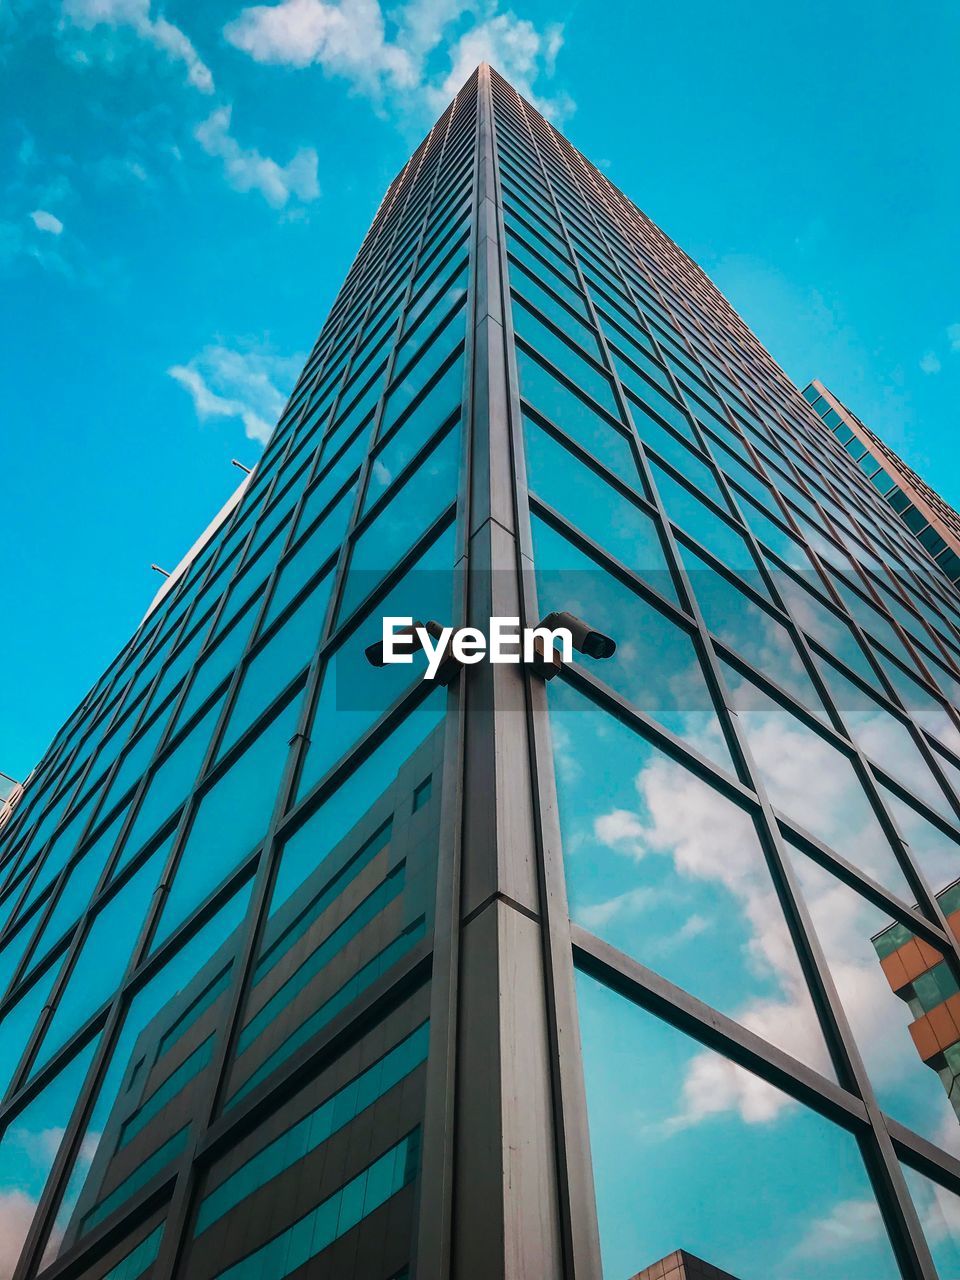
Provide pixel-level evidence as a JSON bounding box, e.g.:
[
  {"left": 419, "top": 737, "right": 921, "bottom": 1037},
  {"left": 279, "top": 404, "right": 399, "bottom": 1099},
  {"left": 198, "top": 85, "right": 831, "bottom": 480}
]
[
  {"left": 774, "top": 809, "right": 951, "bottom": 951},
  {"left": 559, "top": 662, "right": 751, "bottom": 807},
  {"left": 529, "top": 492, "right": 691, "bottom": 630},
  {"left": 571, "top": 924, "right": 869, "bottom": 1131}
]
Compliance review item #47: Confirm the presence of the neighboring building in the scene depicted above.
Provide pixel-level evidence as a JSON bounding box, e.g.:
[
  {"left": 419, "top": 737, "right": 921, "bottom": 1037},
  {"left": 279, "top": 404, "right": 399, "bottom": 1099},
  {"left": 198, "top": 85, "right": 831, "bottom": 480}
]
[
  {"left": 4, "top": 64, "right": 960, "bottom": 1280},
  {"left": 804, "top": 379, "right": 960, "bottom": 584},
  {"left": 630, "top": 1252, "right": 742, "bottom": 1280},
  {"left": 874, "top": 882, "right": 960, "bottom": 1121},
  {"left": 0, "top": 771, "right": 22, "bottom": 834}
]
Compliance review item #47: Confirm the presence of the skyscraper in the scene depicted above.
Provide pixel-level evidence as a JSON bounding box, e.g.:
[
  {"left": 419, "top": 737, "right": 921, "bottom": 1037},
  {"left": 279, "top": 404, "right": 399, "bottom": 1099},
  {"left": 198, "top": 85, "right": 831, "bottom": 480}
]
[
  {"left": 3, "top": 62, "right": 960, "bottom": 1280},
  {"left": 804, "top": 379, "right": 960, "bottom": 584}
]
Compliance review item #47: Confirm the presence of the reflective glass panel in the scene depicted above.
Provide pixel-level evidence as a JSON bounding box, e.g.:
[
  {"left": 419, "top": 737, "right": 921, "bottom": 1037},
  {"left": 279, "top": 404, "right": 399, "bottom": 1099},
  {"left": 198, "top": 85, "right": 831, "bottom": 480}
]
[
  {"left": 576, "top": 971, "right": 901, "bottom": 1280},
  {"left": 228, "top": 704, "right": 444, "bottom": 1105},
  {"left": 787, "top": 845, "right": 960, "bottom": 1152},
  {"left": 524, "top": 419, "right": 676, "bottom": 604},
  {"left": 154, "top": 697, "right": 300, "bottom": 945},
  {"left": 535, "top": 522, "right": 731, "bottom": 767},
  {"left": 902, "top": 1164, "right": 960, "bottom": 1277},
  {"left": 40, "top": 889, "right": 251, "bottom": 1270},
  {"left": 551, "top": 682, "right": 829, "bottom": 1073},
  {"left": 0, "top": 1040, "right": 98, "bottom": 1273},
  {"left": 723, "top": 663, "right": 913, "bottom": 897},
  {"left": 34, "top": 847, "right": 164, "bottom": 1072}
]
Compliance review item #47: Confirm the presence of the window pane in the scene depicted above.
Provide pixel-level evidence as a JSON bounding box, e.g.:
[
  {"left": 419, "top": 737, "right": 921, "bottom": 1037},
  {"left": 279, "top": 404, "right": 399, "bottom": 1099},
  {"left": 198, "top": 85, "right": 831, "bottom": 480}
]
[
  {"left": 902, "top": 1164, "right": 960, "bottom": 1276},
  {"left": 534, "top": 522, "right": 731, "bottom": 768},
  {"left": 218, "top": 572, "right": 332, "bottom": 758},
  {"left": 29, "top": 805, "right": 130, "bottom": 971},
  {"left": 787, "top": 845, "right": 960, "bottom": 1152},
  {"left": 552, "top": 682, "right": 829, "bottom": 1072},
  {"left": 879, "top": 657, "right": 960, "bottom": 757},
  {"left": 34, "top": 847, "right": 164, "bottom": 1072},
  {"left": 299, "top": 526, "right": 455, "bottom": 796},
  {"left": 686, "top": 547, "right": 824, "bottom": 714},
  {"left": 381, "top": 314, "right": 464, "bottom": 434},
  {"left": 227, "top": 707, "right": 444, "bottom": 1105},
  {"left": 186, "top": 999, "right": 429, "bottom": 1278},
  {"left": 524, "top": 420, "right": 676, "bottom": 604},
  {"left": 879, "top": 783, "right": 960, "bottom": 900},
  {"left": 631, "top": 406, "right": 726, "bottom": 510},
  {"left": 120, "top": 699, "right": 222, "bottom": 864},
  {"left": 264, "top": 487, "right": 354, "bottom": 631},
  {"left": 815, "top": 656, "right": 952, "bottom": 818},
  {"left": 658, "top": 468, "right": 759, "bottom": 580},
  {"left": 775, "top": 571, "right": 882, "bottom": 692},
  {"left": 44, "top": 885, "right": 252, "bottom": 1264},
  {"left": 724, "top": 664, "right": 913, "bottom": 898},
  {"left": 0, "top": 962, "right": 60, "bottom": 1098},
  {"left": 364, "top": 359, "right": 463, "bottom": 514},
  {"left": 576, "top": 971, "right": 900, "bottom": 1280},
  {"left": 154, "top": 698, "right": 300, "bottom": 945},
  {"left": 173, "top": 601, "right": 258, "bottom": 733},
  {"left": 0, "top": 1039, "right": 98, "bottom": 1271},
  {"left": 517, "top": 349, "right": 638, "bottom": 488},
  {"left": 339, "top": 425, "right": 459, "bottom": 621}
]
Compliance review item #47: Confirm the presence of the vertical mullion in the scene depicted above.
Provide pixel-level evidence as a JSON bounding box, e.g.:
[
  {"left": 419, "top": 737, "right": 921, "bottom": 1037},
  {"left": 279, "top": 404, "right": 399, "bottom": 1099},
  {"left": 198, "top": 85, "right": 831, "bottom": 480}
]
[
  {"left": 487, "top": 78, "right": 604, "bottom": 1280},
  {"left": 447, "top": 65, "right": 566, "bottom": 1280}
]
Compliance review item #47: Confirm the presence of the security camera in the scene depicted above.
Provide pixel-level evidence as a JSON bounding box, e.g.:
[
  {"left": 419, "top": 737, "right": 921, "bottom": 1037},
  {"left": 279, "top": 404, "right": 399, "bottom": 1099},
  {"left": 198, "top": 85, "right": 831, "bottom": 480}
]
[{"left": 537, "top": 611, "right": 616, "bottom": 660}]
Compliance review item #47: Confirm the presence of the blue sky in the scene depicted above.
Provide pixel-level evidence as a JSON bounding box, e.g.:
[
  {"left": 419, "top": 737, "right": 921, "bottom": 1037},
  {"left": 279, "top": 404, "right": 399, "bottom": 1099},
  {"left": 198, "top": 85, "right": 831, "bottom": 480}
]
[{"left": 1, "top": 0, "right": 957, "bottom": 780}]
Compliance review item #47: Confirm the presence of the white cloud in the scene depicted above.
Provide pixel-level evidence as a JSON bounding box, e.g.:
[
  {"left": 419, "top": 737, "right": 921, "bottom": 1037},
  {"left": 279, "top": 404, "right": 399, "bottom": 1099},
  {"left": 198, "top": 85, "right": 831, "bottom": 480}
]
[
  {"left": 11, "top": 1125, "right": 66, "bottom": 1165},
  {"left": 593, "top": 807, "right": 646, "bottom": 850},
  {"left": 910, "top": 1161, "right": 960, "bottom": 1248},
  {"left": 920, "top": 351, "right": 942, "bottom": 375},
  {"left": 644, "top": 773, "right": 828, "bottom": 1099},
  {"left": 589, "top": 736, "right": 848, "bottom": 1130},
  {"left": 427, "top": 12, "right": 571, "bottom": 121},
  {"left": 29, "top": 209, "right": 64, "bottom": 235},
  {"left": 224, "top": 0, "right": 572, "bottom": 121},
  {"left": 595, "top": 703, "right": 960, "bottom": 1150},
  {"left": 578, "top": 886, "right": 657, "bottom": 931},
  {"left": 0, "top": 1123, "right": 95, "bottom": 1273},
  {"left": 195, "top": 106, "right": 319, "bottom": 208},
  {"left": 673, "top": 912, "right": 709, "bottom": 943},
  {"left": 394, "top": 0, "right": 470, "bottom": 59},
  {"left": 947, "top": 323, "right": 960, "bottom": 352},
  {"left": 0, "top": 1189, "right": 38, "bottom": 1279},
  {"left": 661, "top": 1045, "right": 790, "bottom": 1131},
  {"left": 792, "top": 1196, "right": 885, "bottom": 1259},
  {"left": 225, "top": 0, "right": 416, "bottom": 93},
  {"left": 61, "top": 0, "right": 214, "bottom": 92},
  {"left": 169, "top": 343, "right": 304, "bottom": 445}
]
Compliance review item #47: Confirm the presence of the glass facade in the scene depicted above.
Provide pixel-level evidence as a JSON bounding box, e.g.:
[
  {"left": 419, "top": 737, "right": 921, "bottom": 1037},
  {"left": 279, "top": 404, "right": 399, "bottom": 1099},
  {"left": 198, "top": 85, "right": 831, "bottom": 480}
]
[{"left": 3, "top": 63, "right": 960, "bottom": 1280}]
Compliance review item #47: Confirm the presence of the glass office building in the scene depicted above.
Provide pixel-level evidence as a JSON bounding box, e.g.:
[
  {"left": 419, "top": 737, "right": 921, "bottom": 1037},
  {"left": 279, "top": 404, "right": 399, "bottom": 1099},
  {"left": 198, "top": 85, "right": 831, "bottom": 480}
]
[{"left": 4, "top": 63, "right": 960, "bottom": 1280}]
